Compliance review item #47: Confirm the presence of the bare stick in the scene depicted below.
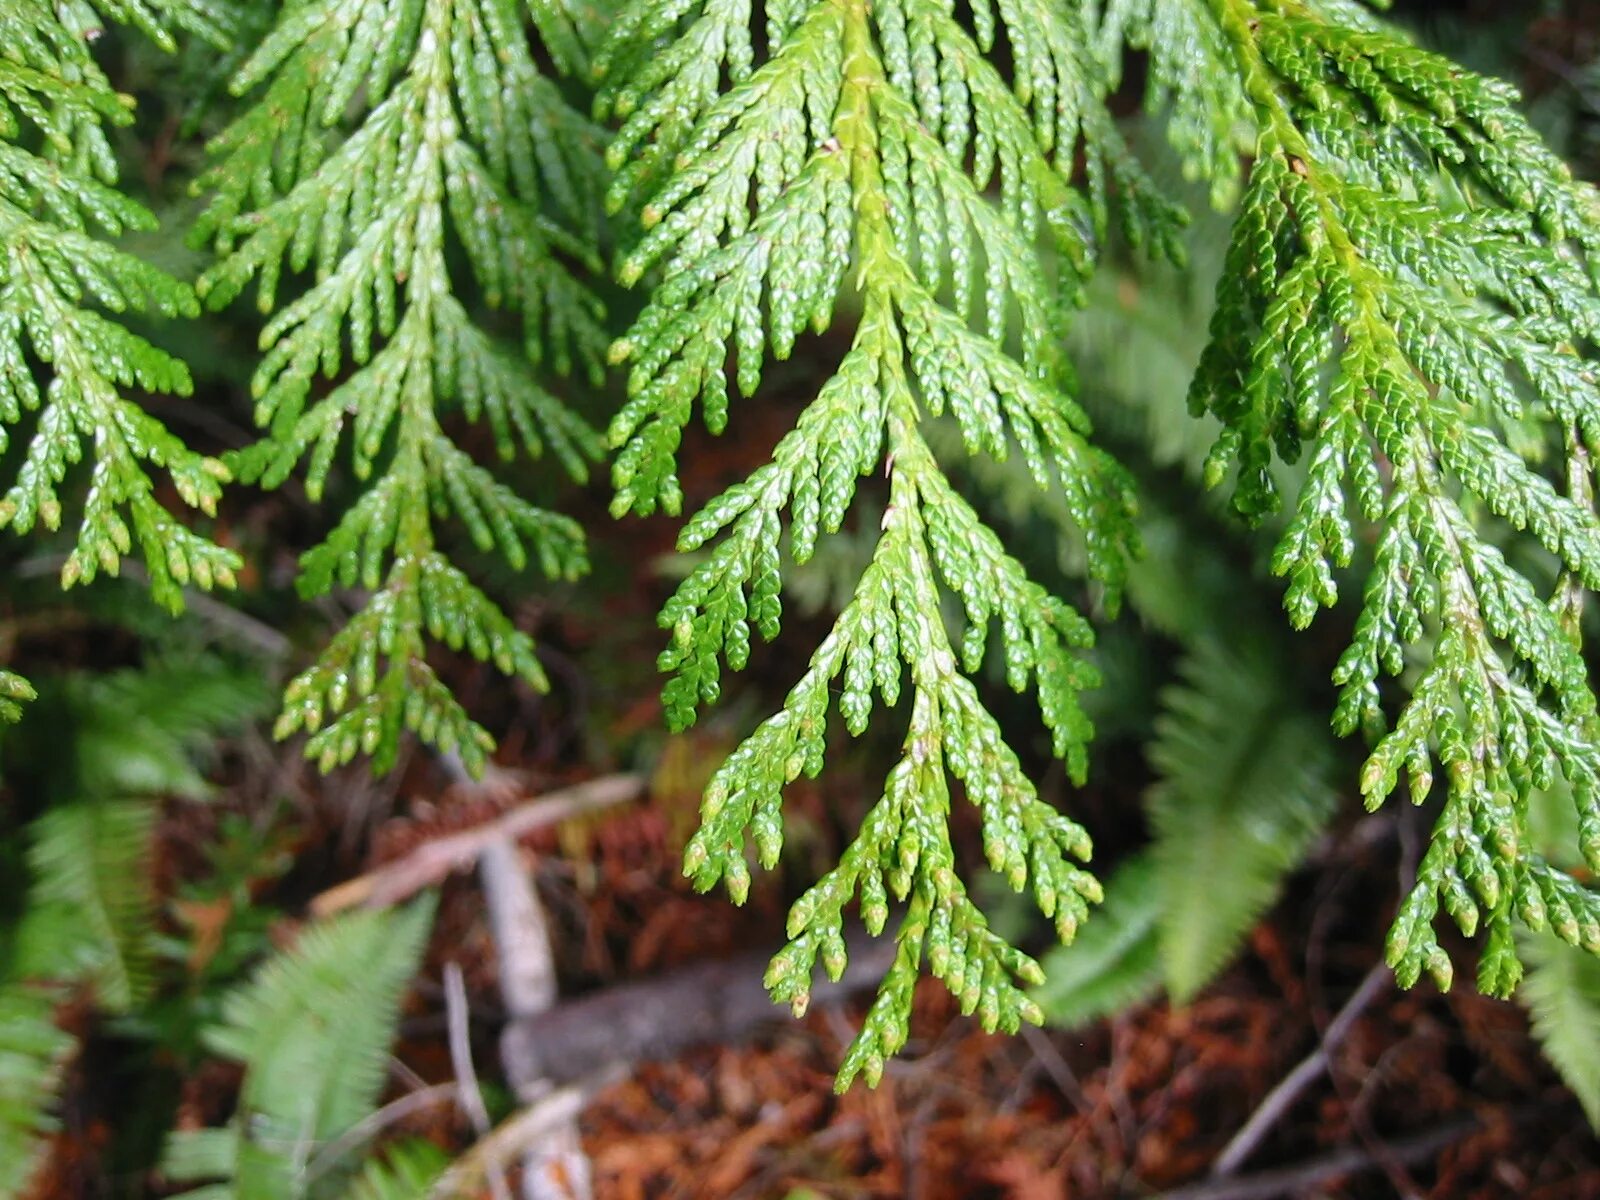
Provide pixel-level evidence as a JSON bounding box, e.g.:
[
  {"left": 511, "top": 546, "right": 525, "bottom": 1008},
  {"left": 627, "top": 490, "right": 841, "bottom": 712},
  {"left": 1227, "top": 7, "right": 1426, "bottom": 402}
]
[
  {"left": 483, "top": 840, "right": 559, "bottom": 1020},
  {"left": 1159, "top": 1117, "right": 1477, "bottom": 1200},
  {"left": 311, "top": 774, "right": 644, "bottom": 917},
  {"left": 1211, "top": 962, "right": 1391, "bottom": 1177},
  {"left": 446, "top": 962, "right": 509, "bottom": 1200},
  {"left": 501, "top": 930, "right": 896, "bottom": 1086},
  {"left": 1019, "top": 1025, "right": 1092, "bottom": 1116},
  {"left": 480, "top": 836, "right": 592, "bottom": 1200},
  {"left": 14, "top": 555, "right": 292, "bottom": 659},
  {"left": 436, "top": 1069, "right": 626, "bottom": 1200},
  {"left": 304, "top": 1082, "right": 460, "bottom": 1182}
]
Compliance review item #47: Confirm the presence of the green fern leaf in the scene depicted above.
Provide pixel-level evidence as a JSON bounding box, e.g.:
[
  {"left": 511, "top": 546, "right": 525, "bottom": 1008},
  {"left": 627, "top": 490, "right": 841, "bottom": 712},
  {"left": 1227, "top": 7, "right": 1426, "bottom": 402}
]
[
  {"left": 1519, "top": 927, "right": 1600, "bottom": 1130},
  {"left": 14, "top": 800, "right": 159, "bottom": 1011},
  {"left": 0, "top": 985, "right": 75, "bottom": 1199},
  {"left": 1032, "top": 853, "right": 1164, "bottom": 1029},
  {"left": 65, "top": 661, "right": 268, "bottom": 799},
  {"left": 1148, "top": 637, "right": 1339, "bottom": 1001},
  {"left": 195, "top": 0, "right": 607, "bottom": 773},
  {"left": 337, "top": 1143, "right": 448, "bottom": 1200},
  {"left": 0, "top": 657, "right": 267, "bottom": 802},
  {"left": 164, "top": 901, "right": 435, "bottom": 1200}
]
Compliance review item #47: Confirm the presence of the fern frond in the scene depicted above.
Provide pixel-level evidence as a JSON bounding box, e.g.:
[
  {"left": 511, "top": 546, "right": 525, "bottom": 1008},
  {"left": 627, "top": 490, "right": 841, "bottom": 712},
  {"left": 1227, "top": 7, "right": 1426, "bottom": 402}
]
[
  {"left": 337, "top": 1143, "right": 448, "bottom": 1200},
  {"left": 1147, "top": 637, "right": 1338, "bottom": 1001},
  {"left": 1034, "top": 631, "right": 1338, "bottom": 1016},
  {"left": 0, "top": 0, "right": 240, "bottom": 612},
  {"left": 64, "top": 659, "right": 269, "bottom": 799},
  {"left": 601, "top": 0, "right": 1160, "bottom": 1087},
  {"left": 1519, "top": 927, "right": 1600, "bottom": 1130},
  {"left": 195, "top": 0, "right": 607, "bottom": 773},
  {"left": 1194, "top": 0, "right": 1600, "bottom": 996},
  {"left": 164, "top": 901, "right": 435, "bottom": 1200},
  {"left": 1031, "top": 853, "right": 1163, "bottom": 1029},
  {"left": 14, "top": 800, "right": 158, "bottom": 1011},
  {"left": 0, "top": 985, "right": 75, "bottom": 1199}
]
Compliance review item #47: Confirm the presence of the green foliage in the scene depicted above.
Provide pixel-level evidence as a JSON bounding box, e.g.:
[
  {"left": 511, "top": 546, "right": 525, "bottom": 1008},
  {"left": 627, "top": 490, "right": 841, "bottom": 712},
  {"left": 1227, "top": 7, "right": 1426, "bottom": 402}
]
[
  {"left": 0, "top": 985, "right": 75, "bottom": 1197},
  {"left": 599, "top": 0, "right": 1195, "bottom": 1087},
  {"left": 164, "top": 901, "right": 436, "bottom": 1200},
  {"left": 192, "top": 0, "right": 608, "bottom": 773},
  {"left": 7, "top": 658, "right": 269, "bottom": 799},
  {"left": 0, "top": 671, "right": 33, "bottom": 724},
  {"left": 1087, "top": 0, "right": 1255, "bottom": 207},
  {"left": 0, "top": 0, "right": 240, "bottom": 612},
  {"left": 1147, "top": 637, "right": 1338, "bottom": 1000},
  {"left": 594, "top": 0, "right": 1600, "bottom": 1084},
  {"left": 1029, "top": 853, "right": 1163, "bottom": 1028},
  {"left": 1519, "top": 926, "right": 1600, "bottom": 1130},
  {"left": 1034, "top": 518, "right": 1339, "bottom": 1022},
  {"left": 14, "top": 799, "right": 159, "bottom": 1011},
  {"left": 0, "top": 656, "right": 267, "bottom": 1009},
  {"left": 338, "top": 1144, "right": 449, "bottom": 1200},
  {"left": 0, "top": 652, "right": 267, "bottom": 1197},
  {"left": 7, "top": 0, "right": 1600, "bottom": 1124},
  {"left": 1191, "top": 0, "right": 1600, "bottom": 997}
]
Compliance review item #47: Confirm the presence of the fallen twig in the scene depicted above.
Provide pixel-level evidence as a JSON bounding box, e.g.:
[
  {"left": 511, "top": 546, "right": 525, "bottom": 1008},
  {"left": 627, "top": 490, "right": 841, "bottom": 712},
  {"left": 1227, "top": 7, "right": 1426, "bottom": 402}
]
[
  {"left": 15, "top": 555, "right": 293, "bottom": 659},
  {"left": 304, "top": 1082, "right": 460, "bottom": 1184},
  {"left": 1211, "top": 961, "right": 1391, "bottom": 1177},
  {"left": 436, "top": 1069, "right": 627, "bottom": 1200},
  {"left": 311, "top": 774, "right": 644, "bottom": 917},
  {"left": 480, "top": 836, "right": 591, "bottom": 1200},
  {"left": 1160, "top": 1117, "right": 1478, "bottom": 1200},
  {"left": 445, "top": 962, "right": 509, "bottom": 1200},
  {"left": 501, "top": 930, "right": 898, "bottom": 1085},
  {"left": 483, "top": 839, "right": 559, "bottom": 1023},
  {"left": 1019, "top": 1024, "right": 1093, "bottom": 1116}
]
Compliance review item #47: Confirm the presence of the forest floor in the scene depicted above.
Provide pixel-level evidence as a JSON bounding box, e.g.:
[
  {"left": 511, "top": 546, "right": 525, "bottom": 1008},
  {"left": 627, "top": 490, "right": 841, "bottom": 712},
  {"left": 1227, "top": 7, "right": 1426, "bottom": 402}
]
[
  {"left": 14, "top": 356, "right": 1594, "bottom": 1200},
  {"left": 49, "top": 402, "right": 1578, "bottom": 1200},
  {"left": 154, "top": 749, "right": 1595, "bottom": 1200}
]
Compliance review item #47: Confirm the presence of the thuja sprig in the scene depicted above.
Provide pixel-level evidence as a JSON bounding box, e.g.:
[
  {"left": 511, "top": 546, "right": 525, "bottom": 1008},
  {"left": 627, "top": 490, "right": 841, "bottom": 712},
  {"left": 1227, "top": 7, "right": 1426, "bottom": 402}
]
[
  {"left": 1085, "top": 0, "right": 1257, "bottom": 207},
  {"left": 193, "top": 0, "right": 608, "bottom": 772},
  {"left": 601, "top": 0, "right": 1143, "bottom": 1085},
  {"left": 1196, "top": 0, "right": 1600, "bottom": 994},
  {"left": 0, "top": 670, "right": 35, "bottom": 723},
  {"left": 0, "top": 0, "right": 241, "bottom": 613}
]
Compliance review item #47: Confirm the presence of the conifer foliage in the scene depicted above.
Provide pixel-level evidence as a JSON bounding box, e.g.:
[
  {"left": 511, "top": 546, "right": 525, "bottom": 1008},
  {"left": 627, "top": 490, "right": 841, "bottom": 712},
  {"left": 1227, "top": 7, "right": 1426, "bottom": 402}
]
[
  {"left": 0, "top": 0, "right": 240, "bottom": 618},
  {"left": 601, "top": 0, "right": 1600, "bottom": 1080},
  {"left": 1190, "top": 0, "right": 1600, "bottom": 997},
  {"left": 4, "top": 0, "right": 1600, "bottom": 1107},
  {"left": 599, "top": 0, "right": 1181, "bottom": 1086},
  {"left": 192, "top": 0, "right": 609, "bottom": 772}
]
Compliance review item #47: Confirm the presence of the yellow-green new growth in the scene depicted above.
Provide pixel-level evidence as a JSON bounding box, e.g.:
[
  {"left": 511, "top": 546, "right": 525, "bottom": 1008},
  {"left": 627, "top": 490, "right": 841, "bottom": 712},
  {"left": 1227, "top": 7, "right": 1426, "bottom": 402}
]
[{"left": 601, "top": 0, "right": 1153, "bottom": 1087}]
